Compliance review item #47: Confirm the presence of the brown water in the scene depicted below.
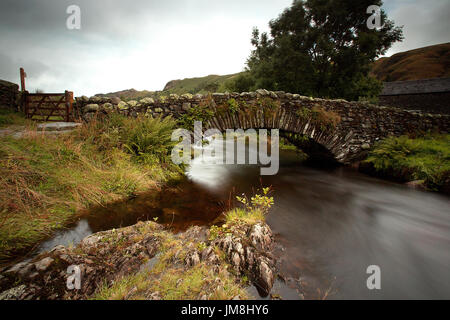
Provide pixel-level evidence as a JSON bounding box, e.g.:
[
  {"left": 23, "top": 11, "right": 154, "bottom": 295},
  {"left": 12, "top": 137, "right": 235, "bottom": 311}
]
[
  {"left": 36, "top": 180, "right": 223, "bottom": 253},
  {"left": 36, "top": 141, "right": 450, "bottom": 299}
]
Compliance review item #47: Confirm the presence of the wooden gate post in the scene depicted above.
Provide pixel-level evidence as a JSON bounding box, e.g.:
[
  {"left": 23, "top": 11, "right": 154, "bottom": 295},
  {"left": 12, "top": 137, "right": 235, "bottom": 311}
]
[
  {"left": 64, "top": 90, "right": 70, "bottom": 122},
  {"left": 20, "top": 67, "right": 26, "bottom": 92},
  {"left": 69, "top": 91, "right": 74, "bottom": 119},
  {"left": 20, "top": 67, "right": 27, "bottom": 114}
]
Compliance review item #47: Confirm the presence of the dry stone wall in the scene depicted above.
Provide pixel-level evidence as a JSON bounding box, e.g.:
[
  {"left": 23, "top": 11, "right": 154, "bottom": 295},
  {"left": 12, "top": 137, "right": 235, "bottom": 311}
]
[
  {"left": 74, "top": 89, "right": 450, "bottom": 164},
  {"left": 0, "top": 80, "right": 19, "bottom": 111}
]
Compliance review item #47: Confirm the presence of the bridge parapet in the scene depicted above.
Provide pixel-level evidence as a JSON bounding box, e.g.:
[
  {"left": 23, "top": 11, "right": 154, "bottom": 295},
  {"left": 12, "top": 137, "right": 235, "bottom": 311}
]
[{"left": 74, "top": 90, "right": 450, "bottom": 163}]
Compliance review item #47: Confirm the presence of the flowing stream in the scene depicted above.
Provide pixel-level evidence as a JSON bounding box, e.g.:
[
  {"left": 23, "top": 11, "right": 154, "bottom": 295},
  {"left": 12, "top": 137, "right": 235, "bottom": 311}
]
[{"left": 35, "top": 138, "right": 450, "bottom": 299}]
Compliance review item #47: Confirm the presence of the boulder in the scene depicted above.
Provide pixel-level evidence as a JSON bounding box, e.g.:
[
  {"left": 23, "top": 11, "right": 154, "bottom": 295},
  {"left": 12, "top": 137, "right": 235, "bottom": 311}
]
[
  {"left": 256, "top": 89, "right": 270, "bottom": 96},
  {"left": 181, "top": 93, "right": 193, "bottom": 100},
  {"left": 34, "top": 257, "right": 54, "bottom": 272},
  {"left": 140, "top": 97, "right": 155, "bottom": 104},
  {"left": 213, "top": 222, "right": 276, "bottom": 297},
  {"left": 111, "top": 97, "right": 121, "bottom": 105},
  {"left": 255, "top": 258, "right": 274, "bottom": 297},
  {"left": 90, "top": 96, "right": 102, "bottom": 103},
  {"left": 405, "top": 180, "right": 427, "bottom": 191},
  {"left": 84, "top": 104, "right": 99, "bottom": 112},
  {"left": 118, "top": 101, "right": 128, "bottom": 110},
  {"left": 127, "top": 100, "right": 138, "bottom": 107},
  {"left": 103, "top": 103, "right": 114, "bottom": 111}
]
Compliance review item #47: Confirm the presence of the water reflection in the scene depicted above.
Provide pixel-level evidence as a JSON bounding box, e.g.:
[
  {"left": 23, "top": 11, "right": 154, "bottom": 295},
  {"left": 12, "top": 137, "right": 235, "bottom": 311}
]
[
  {"left": 36, "top": 180, "right": 223, "bottom": 254},
  {"left": 38, "top": 220, "right": 92, "bottom": 252}
]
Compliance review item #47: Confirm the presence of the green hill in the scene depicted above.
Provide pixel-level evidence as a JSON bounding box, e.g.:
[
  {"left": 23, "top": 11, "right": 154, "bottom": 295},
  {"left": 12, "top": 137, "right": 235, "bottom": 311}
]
[
  {"left": 95, "top": 88, "right": 157, "bottom": 101},
  {"left": 162, "top": 73, "right": 241, "bottom": 94},
  {"left": 96, "top": 43, "right": 450, "bottom": 100},
  {"left": 95, "top": 73, "right": 241, "bottom": 101},
  {"left": 95, "top": 73, "right": 242, "bottom": 101}
]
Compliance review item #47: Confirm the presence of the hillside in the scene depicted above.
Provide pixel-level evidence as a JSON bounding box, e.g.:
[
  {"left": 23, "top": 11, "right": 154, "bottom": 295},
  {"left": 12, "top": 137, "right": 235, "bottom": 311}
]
[
  {"left": 162, "top": 73, "right": 241, "bottom": 94},
  {"left": 96, "top": 43, "right": 450, "bottom": 100},
  {"left": 95, "top": 73, "right": 241, "bottom": 101},
  {"left": 371, "top": 43, "right": 450, "bottom": 82},
  {"left": 95, "top": 88, "right": 157, "bottom": 101}
]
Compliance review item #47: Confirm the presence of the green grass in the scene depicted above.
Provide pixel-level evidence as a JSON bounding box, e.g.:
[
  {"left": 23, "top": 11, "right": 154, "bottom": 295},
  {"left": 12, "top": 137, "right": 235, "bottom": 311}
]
[
  {"left": 0, "top": 110, "right": 30, "bottom": 127},
  {"left": 0, "top": 114, "right": 182, "bottom": 261},
  {"left": 365, "top": 134, "right": 450, "bottom": 190},
  {"left": 224, "top": 208, "right": 266, "bottom": 225}
]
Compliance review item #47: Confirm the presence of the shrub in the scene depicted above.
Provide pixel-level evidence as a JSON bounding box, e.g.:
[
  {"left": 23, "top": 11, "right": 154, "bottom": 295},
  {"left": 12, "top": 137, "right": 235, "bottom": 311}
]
[
  {"left": 177, "top": 105, "right": 214, "bottom": 130},
  {"left": 365, "top": 134, "right": 450, "bottom": 190},
  {"left": 122, "top": 115, "right": 178, "bottom": 164},
  {"left": 224, "top": 72, "right": 256, "bottom": 93},
  {"left": 227, "top": 98, "right": 239, "bottom": 114},
  {"left": 296, "top": 105, "right": 341, "bottom": 131},
  {"left": 224, "top": 187, "right": 274, "bottom": 224}
]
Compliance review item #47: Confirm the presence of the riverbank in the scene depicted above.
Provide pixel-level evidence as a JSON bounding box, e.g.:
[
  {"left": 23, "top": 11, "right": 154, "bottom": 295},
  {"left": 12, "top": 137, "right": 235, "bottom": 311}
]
[
  {"left": 360, "top": 134, "right": 450, "bottom": 194},
  {"left": 0, "top": 110, "right": 282, "bottom": 300},
  {"left": 0, "top": 112, "right": 182, "bottom": 262},
  {"left": 0, "top": 203, "right": 278, "bottom": 300}
]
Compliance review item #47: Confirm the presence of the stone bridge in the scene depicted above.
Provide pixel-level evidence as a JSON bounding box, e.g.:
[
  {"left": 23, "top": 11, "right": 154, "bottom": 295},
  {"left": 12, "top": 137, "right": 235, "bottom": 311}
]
[{"left": 74, "top": 89, "right": 450, "bottom": 164}]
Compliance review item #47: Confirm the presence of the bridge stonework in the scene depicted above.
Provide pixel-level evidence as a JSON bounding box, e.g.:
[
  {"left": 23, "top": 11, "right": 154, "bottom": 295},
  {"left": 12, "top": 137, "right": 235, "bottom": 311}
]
[{"left": 74, "top": 90, "right": 450, "bottom": 164}]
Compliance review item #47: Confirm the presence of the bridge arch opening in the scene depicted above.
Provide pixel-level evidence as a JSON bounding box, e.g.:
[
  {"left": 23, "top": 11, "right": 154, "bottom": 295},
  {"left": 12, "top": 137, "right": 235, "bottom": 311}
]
[
  {"left": 199, "top": 127, "right": 342, "bottom": 169},
  {"left": 280, "top": 131, "right": 340, "bottom": 168}
]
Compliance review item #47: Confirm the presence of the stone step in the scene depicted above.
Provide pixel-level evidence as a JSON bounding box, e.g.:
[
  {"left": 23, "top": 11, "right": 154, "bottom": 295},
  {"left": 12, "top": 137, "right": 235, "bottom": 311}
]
[{"left": 37, "top": 122, "right": 82, "bottom": 131}]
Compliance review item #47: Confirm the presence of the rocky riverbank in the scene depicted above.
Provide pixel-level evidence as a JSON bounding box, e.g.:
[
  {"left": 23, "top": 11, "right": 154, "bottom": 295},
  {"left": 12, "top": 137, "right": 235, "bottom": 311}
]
[{"left": 0, "top": 219, "right": 278, "bottom": 300}]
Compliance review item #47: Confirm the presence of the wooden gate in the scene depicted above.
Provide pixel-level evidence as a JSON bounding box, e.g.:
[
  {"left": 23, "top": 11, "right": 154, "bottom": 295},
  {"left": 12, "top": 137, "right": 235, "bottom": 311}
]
[
  {"left": 20, "top": 67, "right": 74, "bottom": 122},
  {"left": 24, "top": 91, "right": 74, "bottom": 121}
]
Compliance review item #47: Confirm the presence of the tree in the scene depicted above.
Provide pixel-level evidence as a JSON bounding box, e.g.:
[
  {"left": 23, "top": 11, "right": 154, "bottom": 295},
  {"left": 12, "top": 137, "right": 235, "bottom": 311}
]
[
  {"left": 225, "top": 72, "right": 256, "bottom": 93},
  {"left": 246, "top": 0, "right": 403, "bottom": 100}
]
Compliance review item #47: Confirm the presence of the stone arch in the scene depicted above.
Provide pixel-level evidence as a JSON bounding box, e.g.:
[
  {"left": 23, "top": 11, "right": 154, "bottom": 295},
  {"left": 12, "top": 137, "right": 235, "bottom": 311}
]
[{"left": 200, "top": 104, "right": 355, "bottom": 163}]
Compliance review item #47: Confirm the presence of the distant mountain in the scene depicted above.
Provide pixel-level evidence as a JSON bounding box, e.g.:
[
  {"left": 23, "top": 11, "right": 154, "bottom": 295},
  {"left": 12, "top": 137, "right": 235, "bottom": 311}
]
[
  {"left": 371, "top": 43, "right": 450, "bottom": 82},
  {"left": 95, "top": 73, "right": 241, "bottom": 101},
  {"left": 95, "top": 88, "right": 157, "bottom": 101},
  {"left": 96, "top": 43, "right": 450, "bottom": 100},
  {"left": 162, "top": 73, "right": 240, "bottom": 94}
]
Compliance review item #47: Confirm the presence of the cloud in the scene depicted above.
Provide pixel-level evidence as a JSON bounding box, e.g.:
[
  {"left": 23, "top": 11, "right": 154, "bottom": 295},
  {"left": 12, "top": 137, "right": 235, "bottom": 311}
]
[
  {"left": 385, "top": 0, "right": 450, "bottom": 55},
  {"left": 0, "top": 0, "right": 294, "bottom": 95},
  {"left": 0, "top": 0, "right": 448, "bottom": 95}
]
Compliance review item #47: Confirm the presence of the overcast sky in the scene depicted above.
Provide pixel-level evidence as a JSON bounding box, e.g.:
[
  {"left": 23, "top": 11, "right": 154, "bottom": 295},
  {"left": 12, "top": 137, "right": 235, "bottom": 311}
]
[{"left": 0, "top": 0, "right": 449, "bottom": 96}]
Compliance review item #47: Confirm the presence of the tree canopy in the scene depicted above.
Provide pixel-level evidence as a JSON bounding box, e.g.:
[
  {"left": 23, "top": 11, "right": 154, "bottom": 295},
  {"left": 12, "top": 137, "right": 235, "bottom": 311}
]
[{"left": 232, "top": 0, "right": 403, "bottom": 101}]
